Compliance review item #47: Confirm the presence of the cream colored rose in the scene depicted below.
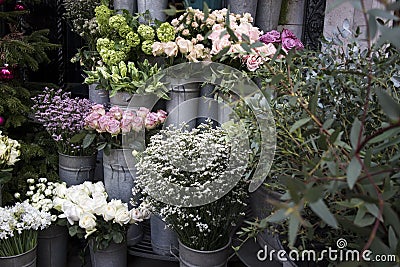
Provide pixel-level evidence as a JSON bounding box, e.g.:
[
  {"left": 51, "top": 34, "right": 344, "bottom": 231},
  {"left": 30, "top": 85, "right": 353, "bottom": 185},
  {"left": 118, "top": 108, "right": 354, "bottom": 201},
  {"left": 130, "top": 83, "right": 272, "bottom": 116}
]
[
  {"left": 103, "top": 203, "right": 117, "bottom": 221},
  {"left": 176, "top": 37, "right": 193, "bottom": 54},
  {"left": 114, "top": 207, "right": 131, "bottom": 226},
  {"left": 152, "top": 42, "right": 164, "bottom": 56},
  {"left": 164, "top": 41, "right": 178, "bottom": 57}
]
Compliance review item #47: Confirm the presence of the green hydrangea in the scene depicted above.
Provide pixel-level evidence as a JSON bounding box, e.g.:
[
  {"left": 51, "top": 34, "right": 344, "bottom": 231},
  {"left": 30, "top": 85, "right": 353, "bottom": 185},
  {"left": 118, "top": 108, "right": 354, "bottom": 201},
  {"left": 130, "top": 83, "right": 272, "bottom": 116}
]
[
  {"left": 109, "top": 14, "right": 127, "bottom": 31},
  {"left": 118, "top": 25, "right": 131, "bottom": 38},
  {"left": 138, "top": 25, "right": 155, "bottom": 41},
  {"left": 96, "top": 38, "right": 114, "bottom": 51},
  {"left": 141, "top": 40, "right": 154, "bottom": 55},
  {"left": 95, "top": 5, "right": 112, "bottom": 28},
  {"left": 100, "top": 49, "right": 126, "bottom": 66},
  {"left": 126, "top": 31, "right": 140, "bottom": 47},
  {"left": 118, "top": 40, "right": 131, "bottom": 53},
  {"left": 156, "top": 22, "right": 175, "bottom": 42}
]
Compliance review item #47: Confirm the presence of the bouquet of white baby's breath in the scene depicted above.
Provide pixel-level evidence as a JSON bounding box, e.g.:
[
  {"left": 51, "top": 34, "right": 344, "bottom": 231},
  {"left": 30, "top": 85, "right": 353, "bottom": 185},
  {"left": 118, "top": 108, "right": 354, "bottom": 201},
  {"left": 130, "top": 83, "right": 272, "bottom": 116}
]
[
  {"left": 135, "top": 123, "right": 249, "bottom": 250},
  {"left": 55, "top": 181, "right": 150, "bottom": 250},
  {"left": 0, "top": 201, "right": 52, "bottom": 256}
]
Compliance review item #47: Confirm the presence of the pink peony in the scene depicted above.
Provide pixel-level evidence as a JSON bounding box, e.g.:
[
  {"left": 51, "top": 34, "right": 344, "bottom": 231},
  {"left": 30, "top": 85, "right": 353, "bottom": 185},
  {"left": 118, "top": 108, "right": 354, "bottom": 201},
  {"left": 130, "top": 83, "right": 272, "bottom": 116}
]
[
  {"left": 136, "top": 107, "right": 149, "bottom": 119},
  {"left": 210, "top": 35, "right": 231, "bottom": 55},
  {"left": 281, "top": 29, "right": 296, "bottom": 39},
  {"left": 259, "top": 30, "right": 281, "bottom": 44}
]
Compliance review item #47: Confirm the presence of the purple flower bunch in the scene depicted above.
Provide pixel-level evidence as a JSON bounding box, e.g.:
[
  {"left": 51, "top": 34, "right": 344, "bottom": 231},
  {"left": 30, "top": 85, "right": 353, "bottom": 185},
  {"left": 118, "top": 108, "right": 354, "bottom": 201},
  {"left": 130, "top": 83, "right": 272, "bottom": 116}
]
[
  {"left": 259, "top": 29, "right": 304, "bottom": 53},
  {"left": 84, "top": 104, "right": 167, "bottom": 136},
  {"left": 32, "top": 87, "right": 93, "bottom": 156}
]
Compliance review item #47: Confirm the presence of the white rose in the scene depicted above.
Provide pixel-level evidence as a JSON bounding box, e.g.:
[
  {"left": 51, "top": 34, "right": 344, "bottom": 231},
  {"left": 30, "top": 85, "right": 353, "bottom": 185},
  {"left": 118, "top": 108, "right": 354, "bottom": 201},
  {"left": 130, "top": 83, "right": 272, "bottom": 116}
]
[
  {"left": 0, "top": 143, "right": 6, "bottom": 155},
  {"left": 163, "top": 41, "right": 178, "bottom": 57},
  {"left": 61, "top": 201, "right": 83, "bottom": 224},
  {"left": 52, "top": 197, "right": 65, "bottom": 211},
  {"left": 53, "top": 183, "right": 67, "bottom": 198},
  {"left": 27, "top": 178, "right": 35, "bottom": 184},
  {"left": 176, "top": 37, "right": 193, "bottom": 54},
  {"left": 103, "top": 203, "right": 117, "bottom": 221},
  {"left": 129, "top": 209, "right": 144, "bottom": 223},
  {"left": 32, "top": 193, "right": 41, "bottom": 203},
  {"left": 171, "top": 18, "right": 179, "bottom": 27},
  {"left": 39, "top": 177, "right": 47, "bottom": 183},
  {"left": 114, "top": 207, "right": 131, "bottom": 226},
  {"left": 92, "top": 182, "right": 106, "bottom": 195},
  {"left": 91, "top": 192, "right": 107, "bottom": 216},
  {"left": 79, "top": 212, "right": 97, "bottom": 230}
]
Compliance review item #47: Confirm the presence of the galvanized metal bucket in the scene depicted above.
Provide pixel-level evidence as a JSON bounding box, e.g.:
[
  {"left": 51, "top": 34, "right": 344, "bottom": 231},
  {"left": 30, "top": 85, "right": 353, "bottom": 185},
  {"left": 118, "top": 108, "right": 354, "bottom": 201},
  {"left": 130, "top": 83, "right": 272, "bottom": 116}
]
[
  {"left": 114, "top": 0, "right": 137, "bottom": 14},
  {"left": 89, "top": 240, "right": 127, "bottom": 267},
  {"left": 150, "top": 215, "right": 178, "bottom": 256},
  {"left": 227, "top": 0, "right": 258, "bottom": 22},
  {"left": 165, "top": 83, "right": 200, "bottom": 130},
  {"left": 58, "top": 153, "right": 97, "bottom": 186},
  {"left": 103, "top": 149, "right": 136, "bottom": 204},
  {"left": 255, "top": 0, "right": 283, "bottom": 32},
  {"left": 109, "top": 91, "right": 133, "bottom": 109},
  {"left": 127, "top": 223, "right": 143, "bottom": 247},
  {"left": 94, "top": 150, "right": 104, "bottom": 182},
  {"left": 137, "top": 0, "right": 168, "bottom": 22},
  {"left": 196, "top": 84, "right": 219, "bottom": 127},
  {"left": 0, "top": 245, "right": 37, "bottom": 267},
  {"left": 178, "top": 238, "right": 232, "bottom": 267},
  {"left": 37, "top": 225, "right": 68, "bottom": 267},
  {"left": 88, "top": 83, "right": 109, "bottom": 106}
]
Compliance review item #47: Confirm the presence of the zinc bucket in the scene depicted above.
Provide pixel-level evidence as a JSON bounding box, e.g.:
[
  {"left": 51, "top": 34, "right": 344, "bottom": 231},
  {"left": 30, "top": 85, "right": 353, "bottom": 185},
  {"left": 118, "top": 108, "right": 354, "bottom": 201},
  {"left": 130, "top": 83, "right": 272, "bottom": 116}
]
[
  {"left": 0, "top": 245, "right": 37, "bottom": 267},
  {"left": 37, "top": 225, "right": 68, "bottom": 267},
  {"left": 58, "top": 153, "right": 96, "bottom": 186}
]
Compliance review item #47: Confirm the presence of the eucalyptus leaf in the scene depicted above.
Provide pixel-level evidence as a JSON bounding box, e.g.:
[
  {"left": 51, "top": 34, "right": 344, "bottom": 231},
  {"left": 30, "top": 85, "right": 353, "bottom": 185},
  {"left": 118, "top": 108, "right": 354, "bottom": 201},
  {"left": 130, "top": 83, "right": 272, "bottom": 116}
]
[
  {"left": 347, "top": 157, "right": 362, "bottom": 189},
  {"left": 288, "top": 214, "right": 300, "bottom": 247},
  {"left": 309, "top": 199, "right": 338, "bottom": 228},
  {"left": 375, "top": 88, "right": 400, "bottom": 122},
  {"left": 289, "top": 117, "right": 311, "bottom": 133}
]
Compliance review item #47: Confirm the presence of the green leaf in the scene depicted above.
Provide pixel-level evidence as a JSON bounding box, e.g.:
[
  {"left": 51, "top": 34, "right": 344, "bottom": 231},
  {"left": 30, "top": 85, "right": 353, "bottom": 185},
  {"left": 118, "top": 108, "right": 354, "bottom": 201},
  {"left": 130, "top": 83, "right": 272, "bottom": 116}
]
[
  {"left": 350, "top": 118, "right": 362, "bottom": 149},
  {"left": 112, "top": 232, "right": 124, "bottom": 243},
  {"left": 83, "top": 133, "right": 96, "bottom": 149},
  {"left": 69, "top": 132, "right": 86, "bottom": 143},
  {"left": 304, "top": 186, "right": 324, "bottom": 203},
  {"left": 388, "top": 226, "right": 398, "bottom": 251},
  {"left": 347, "top": 157, "right": 362, "bottom": 189},
  {"left": 163, "top": 5, "right": 177, "bottom": 16},
  {"left": 288, "top": 214, "right": 300, "bottom": 247},
  {"left": 289, "top": 117, "right": 311, "bottom": 133},
  {"left": 309, "top": 199, "right": 338, "bottom": 228},
  {"left": 69, "top": 226, "right": 77, "bottom": 237},
  {"left": 365, "top": 203, "right": 382, "bottom": 221},
  {"left": 368, "top": 127, "right": 400, "bottom": 144},
  {"left": 240, "top": 42, "right": 252, "bottom": 54},
  {"left": 97, "top": 142, "right": 107, "bottom": 151},
  {"left": 375, "top": 88, "right": 400, "bottom": 122},
  {"left": 267, "top": 209, "right": 287, "bottom": 223}
]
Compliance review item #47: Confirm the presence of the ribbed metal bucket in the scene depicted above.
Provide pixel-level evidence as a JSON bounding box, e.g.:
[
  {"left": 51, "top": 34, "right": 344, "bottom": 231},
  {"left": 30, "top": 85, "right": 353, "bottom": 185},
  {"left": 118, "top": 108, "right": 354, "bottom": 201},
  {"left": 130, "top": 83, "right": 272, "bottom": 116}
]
[
  {"left": 137, "top": 0, "right": 168, "bottom": 22},
  {"left": 0, "top": 245, "right": 37, "bottom": 267},
  {"left": 255, "top": 0, "right": 282, "bottom": 32},
  {"left": 197, "top": 84, "right": 218, "bottom": 127},
  {"left": 114, "top": 0, "right": 137, "bottom": 14},
  {"left": 127, "top": 223, "right": 143, "bottom": 247},
  {"left": 58, "top": 153, "right": 97, "bottom": 186},
  {"left": 178, "top": 238, "right": 231, "bottom": 267},
  {"left": 227, "top": 0, "right": 258, "bottom": 21},
  {"left": 37, "top": 225, "right": 68, "bottom": 267},
  {"left": 165, "top": 83, "right": 200, "bottom": 130},
  {"left": 88, "top": 84, "right": 109, "bottom": 106},
  {"left": 150, "top": 215, "right": 178, "bottom": 256},
  {"left": 89, "top": 241, "right": 127, "bottom": 267},
  {"left": 103, "top": 149, "right": 136, "bottom": 204},
  {"left": 109, "top": 91, "right": 133, "bottom": 109},
  {"left": 94, "top": 150, "right": 104, "bottom": 182}
]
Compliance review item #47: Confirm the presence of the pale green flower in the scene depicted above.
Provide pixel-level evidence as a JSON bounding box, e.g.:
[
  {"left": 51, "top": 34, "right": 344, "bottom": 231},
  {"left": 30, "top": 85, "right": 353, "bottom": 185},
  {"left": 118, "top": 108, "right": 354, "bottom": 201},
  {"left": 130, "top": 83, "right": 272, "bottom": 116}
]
[
  {"left": 138, "top": 25, "right": 155, "bottom": 41},
  {"left": 156, "top": 22, "right": 175, "bottom": 42}
]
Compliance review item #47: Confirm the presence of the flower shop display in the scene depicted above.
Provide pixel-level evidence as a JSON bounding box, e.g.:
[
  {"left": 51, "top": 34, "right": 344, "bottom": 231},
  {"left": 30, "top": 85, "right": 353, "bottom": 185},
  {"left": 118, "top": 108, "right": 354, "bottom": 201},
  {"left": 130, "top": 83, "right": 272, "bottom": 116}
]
[
  {"left": 135, "top": 123, "right": 248, "bottom": 264},
  {"left": 0, "top": 131, "right": 20, "bottom": 205},
  {"left": 84, "top": 4, "right": 169, "bottom": 101},
  {"left": 24, "top": 178, "right": 69, "bottom": 267},
  {"left": 55, "top": 181, "right": 150, "bottom": 267},
  {"left": 82, "top": 104, "right": 167, "bottom": 204},
  {"left": 32, "top": 88, "right": 97, "bottom": 186},
  {"left": 0, "top": 201, "right": 52, "bottom": 266}
]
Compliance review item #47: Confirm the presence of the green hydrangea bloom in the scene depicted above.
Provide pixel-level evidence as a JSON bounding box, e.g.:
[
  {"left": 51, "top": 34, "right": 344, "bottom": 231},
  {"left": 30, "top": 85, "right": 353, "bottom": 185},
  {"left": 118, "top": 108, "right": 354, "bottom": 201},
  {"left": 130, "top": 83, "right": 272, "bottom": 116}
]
[
  {"left": 126, "top": 31, "right": 140, "bottom": 47},
  {"left": 96, "top": 38, "right": 114, "bottom": 51},
  {"left": 109, "top": 14, "right": 127, "bottom": 31},
  {"left": 138, "top": 25, "right": 155, "bottom": 41},
  {"left": 142, "top": 40, "right": 154, "bottom": 55},
  {"left": 95, "top": 5, "right": 112, "bottom": 28},
  {"left": 119, "top": 25, "right": 131, "bottom": 38},
  {"left": 118, "top": 40, "right": 131, "bottom": 53},
  {"left": 156, "top": 22, "right": 175, "bottom": 42},
  {"left": 100, "top": 49, "right": 126, "bottom": 66}
]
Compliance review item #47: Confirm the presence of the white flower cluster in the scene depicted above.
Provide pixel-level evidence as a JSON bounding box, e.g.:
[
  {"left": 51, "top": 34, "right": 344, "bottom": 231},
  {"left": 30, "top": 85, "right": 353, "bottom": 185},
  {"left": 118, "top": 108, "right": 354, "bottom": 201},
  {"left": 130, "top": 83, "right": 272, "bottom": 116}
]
[
  {"left": 0, "top": 131, "right": 20, "bottom": 167},
  {"left": 24, "top": 178, "right": 67, "bottom": 222},
  {"left": 55, "top": 181, "right": 150, "bottom": 239},
  {"left": 0, "top": 201, "right": 52, "bottom": 240}
]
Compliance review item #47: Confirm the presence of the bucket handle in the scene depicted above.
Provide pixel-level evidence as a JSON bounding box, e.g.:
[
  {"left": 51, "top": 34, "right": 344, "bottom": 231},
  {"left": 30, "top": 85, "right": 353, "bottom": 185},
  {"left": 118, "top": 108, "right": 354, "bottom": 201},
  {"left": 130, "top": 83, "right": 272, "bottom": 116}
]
[
  {"left": 75, "top": 166, "right": 95, "bottom": 181},
  {"left": 110, "top": 164, "right": 134, "bottom": 182},
  {"left": 170, "top": 245, "right": 179, "bottom": 260}
]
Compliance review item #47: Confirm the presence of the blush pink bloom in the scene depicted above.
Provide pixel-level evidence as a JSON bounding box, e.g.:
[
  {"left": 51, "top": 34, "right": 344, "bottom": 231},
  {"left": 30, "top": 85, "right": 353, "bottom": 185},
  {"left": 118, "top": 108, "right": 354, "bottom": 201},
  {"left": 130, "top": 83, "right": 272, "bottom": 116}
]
[
  {"left": 257, "top": 43, "right": 277, "bottom": 58},
  {"left": 84, "top": 112, "right": 101, "bottom": 130},
  {"left": 210, "top": 35, "right": 231, "bottom": 55},
  {"left": 97, "top": 115, "right": 112, "bottom": 133},
  {"left": 282, "top": 37, "right": 304, "bottom": 53},
  {"left": 120, "top": 110, "right": 136, "bottom": 133},
  {"left": 109, "top": 106, "right": 123, "bottom": 120},
  {"left": 136, "top": 107, "right": 149, "bottom": 119},
  {"left": 156, "top": 110, "right": 167, "bottom": 123},
  {"left": 145, "top": 112, "right": 159, "bottom": 130},
  {"left": 105, "top": 117, "right": 121, "bottom": 135},
  {"left": 91, "top": 104, "right": 106, "bottom": 116},
  {"left": 132, "top": 116, "right": 144, "bottom": 132},
  {"left": 245, "top": 55, "right": 263, "bottom": 71}
]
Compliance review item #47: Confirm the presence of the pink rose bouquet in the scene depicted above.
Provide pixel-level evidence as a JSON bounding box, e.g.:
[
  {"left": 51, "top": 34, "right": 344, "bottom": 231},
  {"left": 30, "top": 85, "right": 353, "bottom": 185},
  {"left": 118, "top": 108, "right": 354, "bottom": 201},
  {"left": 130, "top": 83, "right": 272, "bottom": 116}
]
[
  {"left": 78, "top": 104, "right": 167, "bottom": 154},
  {"left": 259, "top": 29, "right": 304, "bottom": 53}
]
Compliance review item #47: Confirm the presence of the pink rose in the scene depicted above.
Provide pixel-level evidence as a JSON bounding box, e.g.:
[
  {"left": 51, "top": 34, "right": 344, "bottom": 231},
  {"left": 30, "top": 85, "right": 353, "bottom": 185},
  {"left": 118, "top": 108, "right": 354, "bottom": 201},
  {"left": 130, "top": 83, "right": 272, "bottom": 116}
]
[
  {"left": 163, "top": 41, "right": 178, "bottom": 57},
  {"left": 259, "top": 30, "right": 281, "bottom": 44},
  {"left": 245, "top": 55, "right": 263, "bottom": 71},
  {"left": 136, "top": 107, "right": 149, "bottom": 119},
  {"left": 156, "top": 110, "right": 167, "bottom": 123},
  {"left": 91, "top": 104, "right": 106, "bottom": 115},
  {"left": 282, "top": 37, "right": 304, "bottom": 53},
  {"left": 257, "top": 43, "right": 277, "bottom": 58},
  {"left": 120, "top": 111, "right": 136, "bottom": 133},
  {"left": 281, "top": 29, "right": 296, "bottom": 39},
  {"left": 131, "top": 116, "right": 143, "bottom": 132},
  {"left": 211, "top": 35, "right": 231, "bottom": 55},
  {"left": 109, "top": 106, "right": 123, "bottom": 120},
  {"left": 97, "top": 115, "right": 112, "bottom": 133},
  {"left": 105, "top": 117, "right": 121, "bottom": 135},
  {"left": 145, "top": 112, "right": 159, "bottom": 130},
  {"left": 84, "top": 112, "right": 101, "bottom": 130}
]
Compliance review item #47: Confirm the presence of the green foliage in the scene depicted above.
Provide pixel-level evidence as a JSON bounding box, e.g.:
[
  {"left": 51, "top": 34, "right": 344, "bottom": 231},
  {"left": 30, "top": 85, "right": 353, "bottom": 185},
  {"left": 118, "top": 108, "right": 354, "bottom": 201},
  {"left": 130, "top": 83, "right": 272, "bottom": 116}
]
[{"left": 240, "top": 2, "right": 400, "bottom": 262}]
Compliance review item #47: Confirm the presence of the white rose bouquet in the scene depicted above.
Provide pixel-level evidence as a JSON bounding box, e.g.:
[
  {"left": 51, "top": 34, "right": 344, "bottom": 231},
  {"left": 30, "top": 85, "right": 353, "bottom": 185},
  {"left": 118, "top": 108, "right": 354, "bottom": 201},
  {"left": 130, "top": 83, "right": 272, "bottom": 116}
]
[
  {"left": 0, "top": 201, "right": 52, "bottom": 256},
  {"left": 55, "top": 181, "right": 149, "bottom": 250},
  {"left": 0, "top": 131, "right": 20, "bottom": 185}
]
